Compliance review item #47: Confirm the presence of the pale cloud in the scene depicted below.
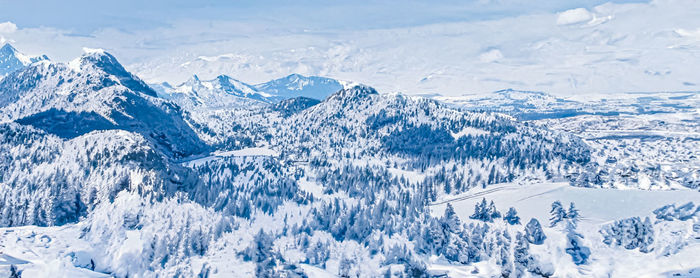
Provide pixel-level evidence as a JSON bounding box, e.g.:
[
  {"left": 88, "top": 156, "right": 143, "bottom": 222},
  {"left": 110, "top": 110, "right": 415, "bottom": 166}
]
[
  {"left": 0, "top": 22, "right": 18, "bottom": 33},
  {"left": 6, "top": 0, "right": 700, "bottom": 97},
  {"left": 479, "top": 49, "right": 504, "bottom": 63},
  {"left": 556, "top": 8, "right": 593, "bottom": 25}
]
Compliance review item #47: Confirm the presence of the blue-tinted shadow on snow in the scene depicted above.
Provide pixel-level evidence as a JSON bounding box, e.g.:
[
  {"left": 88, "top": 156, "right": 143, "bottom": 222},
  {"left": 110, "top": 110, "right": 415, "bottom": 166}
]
[{"left": 15, "top": 108, "right": 116, "bottom": 138}]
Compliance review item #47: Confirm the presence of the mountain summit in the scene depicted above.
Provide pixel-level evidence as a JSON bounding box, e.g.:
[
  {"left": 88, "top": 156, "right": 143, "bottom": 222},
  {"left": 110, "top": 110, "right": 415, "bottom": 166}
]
[
  {"left": 0, "top": 43, "right": 49, "bottom": 78},
  {"left": 70, "top": 48, "right": 157, "bottom": 97},
  {"left": 0, "top": 49, "right": 207, "bottom": 158},
  {"left": 254, "top": 73, "right": 343, "bottom": 101}
]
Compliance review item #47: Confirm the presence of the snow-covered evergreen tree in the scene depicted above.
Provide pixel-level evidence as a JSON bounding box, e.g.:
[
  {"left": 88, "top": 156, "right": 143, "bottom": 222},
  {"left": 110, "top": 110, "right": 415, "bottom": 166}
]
[
  {"left": 504, "top": 207, "right": 521, "bottom": 225},
  {"left": 564, "top": 220, "right": 591, "bottom": 265},
  {"left": 443, "top": 203, "right": 462, "bottom": 233},
  {"left": 306, "top": 240, "right": 331, "bottom": 267},
  {"left": 567, "top": 202, "right": 581, "bottom": 228},
  {"left": 549, "top": 201, "right": 566, "bottom": 227},
  {"left": 524, "top": 218, "right": 546, "bottom": 245},
  {"left": 469, "top": 198, "right": 501, "bottom": 222},
  {"left": 601, "top": 216, "right": 654, "bottom": 253}
]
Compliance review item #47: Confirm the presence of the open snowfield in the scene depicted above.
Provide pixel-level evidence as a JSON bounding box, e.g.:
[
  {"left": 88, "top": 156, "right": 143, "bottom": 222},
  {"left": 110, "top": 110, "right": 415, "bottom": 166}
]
[
  {"left": 430, "top": 182, "right": 700, "bottom": 277},
  {"left": 431, "top": 182, "right": 700, "bottom": 224},
  {"left": 180, "top": 147, "right": 279, "bottom": 167}
]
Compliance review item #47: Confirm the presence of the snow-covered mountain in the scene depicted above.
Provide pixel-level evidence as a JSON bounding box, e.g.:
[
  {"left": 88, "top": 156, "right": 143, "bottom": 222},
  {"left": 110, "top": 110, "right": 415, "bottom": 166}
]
[
  {"left": 0, "top": 43, "right": 49, "bottom": 78},
  {"left": 154, "top": 73, "right": 341, "bottom": 105},
  {"left": 254, "top": 73, "right": 343, "bottom": 101},
  {"left": 179, "top": 74, "right": 269, "bottom": 103},
  {"left": 275, "top": 85, "right": 591, "bottom": 185},
  {"left": 0, "top": 48, "right": 207, "bottom": 158},
  {"left": 156, "top": 74, "right": 269, "bottom": 108}
]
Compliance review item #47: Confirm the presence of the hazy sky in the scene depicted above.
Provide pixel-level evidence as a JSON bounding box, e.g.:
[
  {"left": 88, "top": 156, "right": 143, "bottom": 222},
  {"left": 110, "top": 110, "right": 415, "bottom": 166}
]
[
  {"left": 1, "top": 0, "right": 646, "bottom": 34},
  {"left": 2, "top": 0, "right": 699, "bottom": 97}
]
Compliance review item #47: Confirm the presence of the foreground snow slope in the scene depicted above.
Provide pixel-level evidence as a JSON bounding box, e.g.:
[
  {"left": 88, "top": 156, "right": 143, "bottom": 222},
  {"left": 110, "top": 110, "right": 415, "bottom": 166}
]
[
  {"left": 431, "top": 182, "right": 700, "bottom": 225},
  {"left": 430, "top": 182, "right": 700, "bottom": 277}
]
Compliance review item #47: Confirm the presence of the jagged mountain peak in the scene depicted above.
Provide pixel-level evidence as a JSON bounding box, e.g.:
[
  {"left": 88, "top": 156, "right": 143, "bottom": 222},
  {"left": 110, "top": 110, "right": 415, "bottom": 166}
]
[
  {"left": 0, "top": 43, "right": 49, "bottom": 77},
  {"left": 1, "top": 43, "right": 20, "bottom": 56},
  {"left": 67, "top": 48, "right": 157, "bottom": 97},
  {"left": 214, "top": 74, "right": 231, "bottom": 82},
  {"left": 254, "top": 73, "right": 342, "bottom": 100},
  {"left": 171, "top": 74, "right": 271, "bottom": 103},
  {"left": 214, "top": 74, "right": 263, "bottom": 95}
]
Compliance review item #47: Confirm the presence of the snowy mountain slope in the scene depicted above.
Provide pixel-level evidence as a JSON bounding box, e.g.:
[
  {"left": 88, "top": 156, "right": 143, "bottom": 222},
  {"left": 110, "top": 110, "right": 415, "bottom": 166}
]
[
  {"left": 163, "top": 74, "right": 271, "bottom": 104},
  {"left": 272, "top": 96, "right": 321, "bottom": 117},
  {"left": 429, "top": 182, "right": 700, "bottom": 277},
  {"left": 152, "top": 74, "right": 335, "bottom": 149},
  {"left": 276, "top": 85, "right": 591, "bottom": 189},
  {"left": 0, "top": 49, "right": 207, "bottom": 158},
  {"left": 155, "top": 74, "right": 269, "bottom": 110},
  {"left": 254, "top": 74, "right": 342, "bottom": 101},
  {"left": 0, "top": 122, "right": 195, "bottom": 227},
  {"left": 151, "top": 75, "right": 276, "bottom": 149},
  {"left": 0, "top": 43, "right": 48, "bottom": 78}
]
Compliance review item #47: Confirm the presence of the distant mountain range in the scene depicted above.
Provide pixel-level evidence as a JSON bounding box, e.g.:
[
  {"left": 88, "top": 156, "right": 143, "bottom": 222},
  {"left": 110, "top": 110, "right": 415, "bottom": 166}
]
[
  {"left": 2, "top": 43, "right": 343, "bottom": 105},
  {"left": 153, "top": 72, "right": 343, "bottom": 104},
  {"left": 436, "top": 88, "right": 700, "bottom": 120}
]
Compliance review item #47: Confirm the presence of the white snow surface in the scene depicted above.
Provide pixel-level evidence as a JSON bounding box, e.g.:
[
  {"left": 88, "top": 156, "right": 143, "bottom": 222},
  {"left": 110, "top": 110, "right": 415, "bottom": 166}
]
[{"left": 430, "top": 182, "right": 700, "bottom": 277}]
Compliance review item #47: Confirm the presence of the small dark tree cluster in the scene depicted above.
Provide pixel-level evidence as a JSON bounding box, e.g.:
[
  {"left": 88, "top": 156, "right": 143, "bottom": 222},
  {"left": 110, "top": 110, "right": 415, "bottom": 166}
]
[
  {"left": 549, "top": 201, "right": 580, "bottom": 227},
  {"left": 470, "top": 198, "right": 501, "bottom": 222},
  {"left": 653, "top": 202, "right": 699, "bottom": 221},
  {"left": 9, "top": 265, "right": 21, "bottom": 278},
  {"left": 601, "top": 216, "right": 654, "bottom": 253},
  {"left": 524, "top": 218, "right": 546, "bottom": 245},
  {"left": 503, "top": 207, "right": 521, "bottom": 225}
]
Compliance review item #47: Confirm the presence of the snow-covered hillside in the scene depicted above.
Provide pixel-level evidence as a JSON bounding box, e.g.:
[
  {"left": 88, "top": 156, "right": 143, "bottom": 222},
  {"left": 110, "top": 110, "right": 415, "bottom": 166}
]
[
  {"left": 0, "top": 46, "right": 698, "bottom": 277},
  {"left": 0, "top": 49, "right": 207, "bottom": 158}
]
